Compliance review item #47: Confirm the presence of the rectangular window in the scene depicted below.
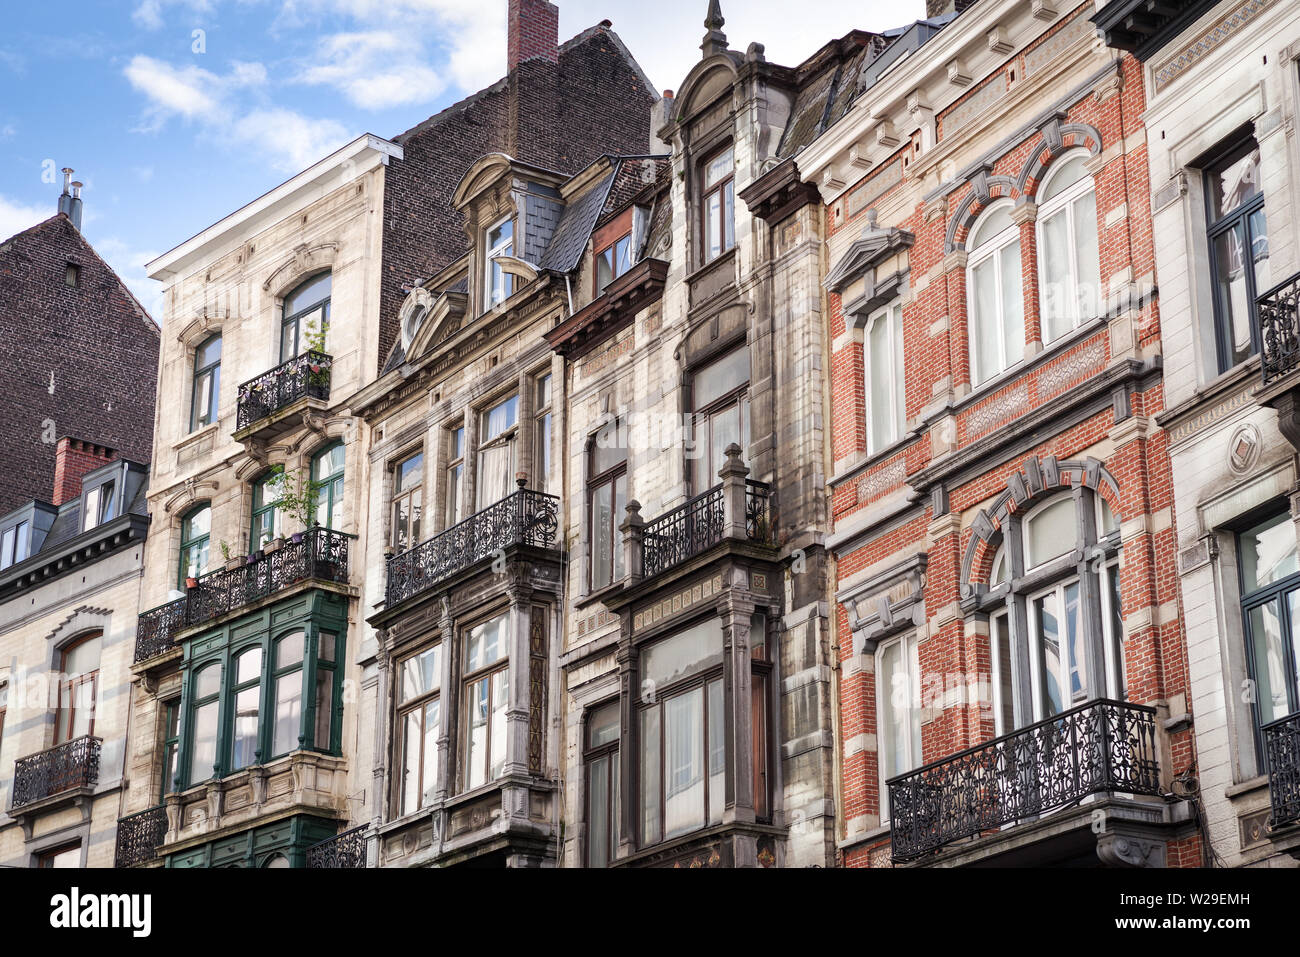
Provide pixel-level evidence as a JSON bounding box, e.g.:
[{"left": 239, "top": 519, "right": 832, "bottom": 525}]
[
  {"left": 160, "top": 700, "right": 180, "bottom": 802},
  {"left": 83, "top": 481, "right": 116, "bottom": 532},
  {"left": 392, "top": 452, "right": 424, "bottom": 553},
  {"left": 485, "top": 217, "right": 515, "bottom": 307},
  {"left": 877, "top": 633, "right": 921, "bottom": 823},
  {"left": 1205, "top": 138, "right": 1268, "bottom": 373},
  {"left": 463, "top": 614, "right": 509, "bottom": 791},
  {"left": 446, "top": 425, "right": 465, "bottom": 528},
  {"left": 1239, "top": 512, "right": 1300, "bottom": 761},
  {"left": 588, "top": 421, "right": 627, "bottom": 591},
  {"left": 690, "top": 346, "right": 750, "bottom": 494},
  {"left": 584, "top": 701, "right": 620, "bottom": 867},
  {"left": 38, "top": 844, "right": 81, "bottom": 868},
  {"left": 64, "top": 263, "right": 79, "bottom": 288},
  {"left": 399, "top": 643, "right": 442, "bottom": 816},
  {"left": 702, "top": 146, "right": 735, "bottom": 264},
  {"left": 596, "top": 233, "right": 635, "bottom": 293},
  {"left": 477, "top": 395, "right": 519, "bottom": 510},
  {"left": 534, "top": 374, "right": 553, "bottom": 495},
  {"left": 1, "top": 521, "right": 30, "bottom": 569},
  {"left": 990, "top": 610, "right": 1015, "bottom": 735},
  {"left": 864, "top": 301, "right": 905, "bottom": 453}
]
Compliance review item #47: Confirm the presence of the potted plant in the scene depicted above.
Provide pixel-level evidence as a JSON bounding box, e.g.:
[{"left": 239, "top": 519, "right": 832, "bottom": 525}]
[
  {"left": 185, "top": 576, "right": 199, "bottom": 589},
  {"left": 219, "top": 541, "right": 243, "bottom": 573},
  {"left": 304, "top": 321, "right": 332, "bottom": 388},
  {"left": 264, "top": 535, "right": 284, "bottom": 554},
  {"left": 268, "top": 465, "right": 322, "bottom": 544}
]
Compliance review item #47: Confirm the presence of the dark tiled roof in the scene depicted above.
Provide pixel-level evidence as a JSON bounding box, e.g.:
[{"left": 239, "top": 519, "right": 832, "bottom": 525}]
[{"left": 539, "top": 170, "right": 616, "bottom": 273}]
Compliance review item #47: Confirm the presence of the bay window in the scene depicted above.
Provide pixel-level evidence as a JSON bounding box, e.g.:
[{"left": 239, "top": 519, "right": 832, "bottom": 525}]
[
  {"left": 1205, "top": 138, "right": 1268, "bottom": 373},
  {"left": 966, "top": 201, "right": 1024, "bottom": 386},
  {"left": 701, "top": 146, "right": 735, "bottom": 264},
  {"left": 1036, "top": 151, "right": 1100, "bottom": 342},
  {"left": 863, "top": 300, "right": 905, "bottom": 453},
  {"left": 1239, "top": 510, "right": 1300, "bottom": 760},
  {"left": 477, "top": 395, "right": 519, "bottom": 509},
  {"left": 463, "top": 613, "right": 509, "bottom": 790},
  {"left": 690, "top": 346, "right": 750, "bottom": 494},
  {"left": 584, "top": 700, "right": 620, "bottom": 867},
  {"left": 398, "top": 642, "right": 441, "bottom": 816}
]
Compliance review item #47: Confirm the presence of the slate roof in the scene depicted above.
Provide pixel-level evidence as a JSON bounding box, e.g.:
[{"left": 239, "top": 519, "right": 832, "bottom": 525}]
[{"left": 538, "top": 169, "right": 616, "bottom": 274}]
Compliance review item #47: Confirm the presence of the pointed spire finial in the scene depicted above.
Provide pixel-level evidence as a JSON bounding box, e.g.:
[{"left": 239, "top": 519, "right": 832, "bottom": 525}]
[{"left": 701, "top": 0, "right": 728, "bottom": 57}]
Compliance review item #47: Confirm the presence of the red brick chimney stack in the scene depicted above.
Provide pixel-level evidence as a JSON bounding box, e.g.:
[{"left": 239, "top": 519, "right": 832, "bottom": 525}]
[
  {"left": 508, "top": 0, "right": 560, "bottom": 71},
  {"left": 52, "top": 437, "right": 115, "bottom": 506}
]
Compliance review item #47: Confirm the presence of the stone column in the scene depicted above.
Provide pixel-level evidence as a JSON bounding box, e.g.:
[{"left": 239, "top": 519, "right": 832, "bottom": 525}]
[
  {"left": 720, "top": 444, "right": 750, "bottom": 541},
  {"left": 720, "top": 589, "right": 756, "bottom": 824},
  {"left": 620, "top": 501, "right": 645, "bottom": 585},
  {"left": 435, "top": 597, "right": 455, "bottom": 803},
  {"left": 503, "top": 576, "right": 534, "bottom": 780},
  {"left": 616, "top": 637, "right": 636, "bottom": 860}
]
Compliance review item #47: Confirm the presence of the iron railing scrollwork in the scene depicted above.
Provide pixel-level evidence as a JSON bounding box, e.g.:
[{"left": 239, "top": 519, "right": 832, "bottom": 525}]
[
  {"left": 133, "top": 527, "right": 350, "bottom": 663},
  {"left": 306, "top": 825, "right": 368, "bottom": 868},
  {"left": 236, "top": 350, "right": 332, "bottom": 431},
  {"left": 887, "top": 699, "right": 1161, "bottom": 862},
  {"left": 745, "top": 479, "right": 772, "bottom": 543},
  {"left": 643, "top": 486, "right": 726, "bottom": 579},
  {"left": 115, "top": 805, "right": 169, "bottom": 867},
  {"left": 385, "top": 489, "right": 560, "bottom": 609},
  {"left": 1264, "top": 711, "right": 1300, "bottom": 830},
  {"left": 1259, "top": 270, "right": 1300, "bottom": 385},
  {"left": 11, "top": 735, "right": 102, "bottom": 808}
]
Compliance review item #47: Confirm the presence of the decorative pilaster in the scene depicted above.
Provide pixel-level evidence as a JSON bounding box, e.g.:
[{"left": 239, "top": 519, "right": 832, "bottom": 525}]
[{"left": 720, "top": 443, "right": 750, "bottom": 541}]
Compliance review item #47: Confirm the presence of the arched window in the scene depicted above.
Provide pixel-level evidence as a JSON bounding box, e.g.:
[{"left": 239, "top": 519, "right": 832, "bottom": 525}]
[
  {"left": 1036, "top": 151, "right": 1100, "bottom": 342},
  {"left": 311, "top": 442, "right": 346, "bottom": 530},
  {"left": 966, "top": 201, "right": 1024, "bottom": 386},
  {"left": 188, "top": 663, "right": 222, "bottom": 784},
  {"left": 272, "top": 631, "right": 305, "bottom": 758},
  {"left": 179, "top": 504, "right": 212, "bottom": 588},
  {"left": 190, "top": 334, "right": 221, "bottom": 433},
  {"left": 56, "top": 632, "right": 102, "bottom": 743},
  {"left": 230, "top": 646, "right": 263, "bottom": 771},
  {"left": 281, "top": 273, "right": 331, "bottom": 362},
  {"left": 250, "top": 472, "right": 282, "bottom": 550},
  {"left": 980, "top": 488, "right": 1124, "bottom": 729}
]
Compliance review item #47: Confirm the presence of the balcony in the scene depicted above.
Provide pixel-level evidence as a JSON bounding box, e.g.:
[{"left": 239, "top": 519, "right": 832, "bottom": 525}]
[
  {"left": 234, "top": 351, "right": 332, "bottom": 443},
  {"left": 384, "top": 487, "right": 560, "bottom": 610},
  {"left": 1259, "top": 271, "right": 1300, "bottom": 386},
  {"left": 887, "top": 699, "right": 1162, "bottom": 864},
  {"left": 115, "top": 806, "right": 168, "bottom": 867},
  {"left": 135, "top": 526, "right": 350, "bottom": 663},
  {"left": 306, "top": 824, "right": 368, "bottom": 868},
  {"left": 10, "top": 735, "right": 101, "bottom": 810},
  {"left": 1264, "top": 712, "right": 1300, "bottom": 831}
]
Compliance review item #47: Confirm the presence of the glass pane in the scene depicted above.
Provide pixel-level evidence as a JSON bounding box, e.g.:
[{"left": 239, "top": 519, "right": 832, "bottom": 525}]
[
  {"left": 1039, "top": 206, "right": 1071, "bottom": 342},
  {"left": 1099, "top": 495, "right": 1119, "bottom": 536},
  {"left": 693, "top": 348, "right": 749, "bottom": 409},
  {"left": 489, "top": 668, "right": 509, "bottom": 781},
  {"left": 879, "top": 641, "right": 908, "bottom": 778},
  {"left": 488, "top": 218, "right": 513, "bottom": 250},
  {"left": 1250, "top": 207, "right": 1269, "bottom": 294},
  {"left": 615, "top": 235, "right": 634, "bottom": 274},
  {"left": 231, "top": 687, "right": 259, "bottom": 771},
  {"left": 868, "top": 309, "right": 894, "bottom": 450},
  {"left": 704, "top": 147, "right": 734, "bottom": 189},
  {"left": 592, "top": 481, "right": 613, "bottom": 590},
  {"left": 537, "top": 413, "right": 552, "bottom": 494},
  {"left": 1241, "top": 513, "right": 1299, "bottom": 595},
  {"left": 723, "top": 181, "right": 735, "bottom": 253},
  {"left": 992, "top": 548, "right": 1008, "bottom": 586},
  {"left": 483, "top": 396, "right": 519, "bottom": 440},
  {"left": 191, "top": 700, "right": 218, "bottom": 782},
  {"left": 711, "top": 403, "right": 741, "bottom": 477},
  {"left": 589, "top": 755, "right": 611, "bottom": 867},
  {"left": 477, "top": 442, "right": 514, "bottom": 509},
  {"left": 971, "top": 257, "right": 1000, "bottom": 384},
  {"left": 464, "top": 615, "right": 508, "bottom": 672},
  {"left": 1250, "top": 599, "right": 1291, "bottom": 725},
  {"left": 402, "top": 645, "right": 441, "bottom": 702},
  {"left": 1064, "top": 581, "right": 1087, "bottom": 704},
  {"left": 273, "top": 670, "right": 303, "bottom": 756},
  {"left": 641, "top": 618, "right": 724, "bottom": 688},
  {"left": 281, "top": 319, "right": 298, "bottom": 364},
  {"left": 1210, "top": 144, "right": 1262, "bottom": 221},
  {"left": 1026, "top": 497, "right": 1076, "bottom": 568},
  {"left": 185, "top": 506, "right": 211, "bottom": 540},
  {"left": 397, "top": 455, "right": 423, "bottom": 493},
  {"left": 999, "top": 240, "right": 1025, "bottom": 370},
  {"left": 708, "top": 678, "right": 724, "bottom": 826},
  {"left": 277, "top": 632, "right": 305, "bottom": 669},
  {"left": 467, "top": 675, "right": 489, "bottom": 790},
  {"left": 664, "top": 687, "right": 705, "bottom": 839},
  {"left": 613, "top": 475, "right": 627, "bottom": 583},
  {"left": 236, "top": 647, "right": 262, "bottom": 685},
  {"left": 1107, "top": 563, "right": 1126, "bottom": 699},
  {"left": 319, "top": 631, "right": 336, "bottom": 663},
  {"left": 314, "top": 668, "right": 333, "bottom": 749},
  {"left": 84, "top": 487, "right": 101, "bottom": 531},
  {"left": 640, "top": 706, "right": 661, "bottom": 845},
  {"left": 992, "top": 613, "right": 1014, "bottom": 733},
  {"left": 1035, "top": 593, "right": 1065, "bottom": 717},
  {"left": 591, "top": 421, "right": 627, "bottom": 474},
  {"left": 588, "top": 701, "right": 620, "bottom": 748},
  {"left": 1214, "top": 224, "right": 1253, "bottom": 368},
  {"left": 706, "top": 189, "right": 722, "bottom": 261},
  {"left": 63, "top": 634, "right": 102, "bottom": 676},
  {"left": 446, "top": 464, "right": 464, "bottom": 526},
  {"left": 1040, "top": 154, "right": 1088, "bottom": 202},
  {"left": 423, "top": 700, "right": 439, "bottom": 808},
  {"left": 970, "top": 203, "right": 1014, "bottom": 248},
  {"left": 402, "top": 710, "right": 422, "bottom": 815},
  {"left": 196, "top": 335, "right": 222, "bottom": 368},
  {"left": 285, "top": 273, "right": 332, "bottom": 316},
  {"left": 195, "top": 664, "right": 221, "bottom": 699},
  {"left": 1072, "top": 189, "right": 1100, "bottom": 321},
  {"left": 597, "top": 247, "right": 615, "bottom": 292}
]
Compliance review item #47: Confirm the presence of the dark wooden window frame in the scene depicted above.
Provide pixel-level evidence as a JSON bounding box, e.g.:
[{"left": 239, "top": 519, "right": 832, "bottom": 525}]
[
  {"left": 1203, "top": 134, "right": 1267, "bottom": 375},
  {"left": 190, "top": 333, "right": 222, "bottom": 434},
  {"left": 459, "top": 610, "right": 510, "bottom": 793},
  {"left": 391, "top": 448, "right": 426, "bottom": 553},
  {"left": 280, "top": 271, "right": 332, "bottom": 363},
  {"left": 699, "top": 144, "right": 736, "bottom": 266},
  {"left": 56, "top": 631, "right": 102, "bottom": 744},
  {"left": 583, "top": 699, "right": 620, "bottom": 867},
  {"left": 395, "top": 640, "right": 442, "bottom": 818},
  {"left": 586, "top": 422, "right": 628, "bottom": 591}
]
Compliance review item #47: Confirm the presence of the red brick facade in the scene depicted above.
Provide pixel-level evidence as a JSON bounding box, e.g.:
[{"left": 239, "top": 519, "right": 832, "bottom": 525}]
[{"left": 822, "top": 3, "right": 1196, "bottom": 867}]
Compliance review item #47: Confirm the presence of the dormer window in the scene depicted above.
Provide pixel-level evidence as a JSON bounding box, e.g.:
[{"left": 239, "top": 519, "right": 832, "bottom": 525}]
[
  {"left": 596, "top": 233, "right": 634, "bottom": 294},
  {"left": 83, "top": 479, "right": 117, "bottom": 532},
  {"left": 1, "top": 521, "right": 30, "bottom": 570},
  {"left": 701, "top": 146, "right": 735, "bottom": 264},
  {"left": 486, "top": 217, "right": 515, "bottom": 307}
]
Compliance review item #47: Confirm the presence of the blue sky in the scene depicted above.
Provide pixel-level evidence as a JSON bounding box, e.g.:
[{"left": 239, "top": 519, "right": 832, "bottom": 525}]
[{"left": 0, "top": 0, "right": 920, "bottom": 316}]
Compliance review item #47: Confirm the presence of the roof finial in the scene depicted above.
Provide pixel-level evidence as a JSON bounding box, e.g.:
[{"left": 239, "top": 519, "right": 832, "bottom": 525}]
[{"left": 702, "top": 0, "right": 728, "bottom": 57}]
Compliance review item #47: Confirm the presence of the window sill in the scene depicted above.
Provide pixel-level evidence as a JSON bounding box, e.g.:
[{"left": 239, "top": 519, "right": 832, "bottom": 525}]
[{"left": 174, "top": 422, "right": 221, "bottom": 453}]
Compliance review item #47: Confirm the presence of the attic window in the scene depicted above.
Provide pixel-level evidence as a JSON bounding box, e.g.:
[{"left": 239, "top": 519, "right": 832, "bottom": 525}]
[
  {"left": 1, "top": 520, "right": 31, "bottom": 570},
  {"left": 596, "top": 233, "right": 634, "bottom": 294},
  {"left": 83, "top": 479, "right": 118, "bottom": 532},
  {"left": 485, "top": 216, "right": 515, "bottom": 307},
  {"left": 65, "top": 264, "right": 80, "bottom": 288}
]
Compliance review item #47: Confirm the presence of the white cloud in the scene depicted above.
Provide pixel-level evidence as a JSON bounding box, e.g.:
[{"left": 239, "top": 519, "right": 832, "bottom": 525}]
[
  {"left": 0, "top": 194, "right": 52, "bottom": 243},
  {"left": 231, "top": 109, "right": 352, "bottom": 171},
  {"left": 133, "top": 0, "right": 217, "bottom": 30},
  {"left": 294, "top": 31, "right": 446, "bottom": 109}
]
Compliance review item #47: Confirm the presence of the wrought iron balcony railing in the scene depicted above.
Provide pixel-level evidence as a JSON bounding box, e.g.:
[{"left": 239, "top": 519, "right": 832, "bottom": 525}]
[
  {"left": 115, "top": 805, "right": 169, "bottom": 867},
  {"left": 306, "top": 825, "right": 367, "bottom": 868},
  {"left": 236, "top": 350, "right": 332, "bottom": 431},
  {"left": 1264, "top": 711, "right": 1300, "bottom": 830},
  {"left": 134, "top": 526, "right": 350, "bottom": 663},
  {"left": 385, "top": 488, "right": 560, "bottom": 609},
  {"left": 11, "top": 735, "right": 102, "bottom": 809},
  {"left": 887, "top": 699, "right": 1161, "bottom": 863},
  {"left": 1259, "top": 270, "right": 1300, "bottom": 385},
  {"left": 640, "top": 479, "right": 772, "bottom": 580}
]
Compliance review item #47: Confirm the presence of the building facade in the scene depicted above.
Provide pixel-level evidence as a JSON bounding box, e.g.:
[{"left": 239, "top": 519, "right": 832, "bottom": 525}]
[
  {"left": 799, "top": 0, "right": 1202, "bottom": 866},
  {"left": 1097, "top": 0, "right": 1300, "bottom": 867}
]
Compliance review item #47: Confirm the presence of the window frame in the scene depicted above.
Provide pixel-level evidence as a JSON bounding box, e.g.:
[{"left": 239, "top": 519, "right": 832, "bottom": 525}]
[
  {"left": 250, "top": 472, "right": 282, "bottom": 551},
  {"left": 311, "top": 442, "right": 346, "bottom": 531},
  {"left": 1, "top": 520, "right": 31, "bottom": 570},
  {"left": 179, "top": 503, "right": 212, "bottom": 588},
  {"left": 534, "top": 373, "right": 553, "bottom": 495},
  {"left": 1204, "top": 137, "right": 1268, "bottom": 374},
  {"left": 1034, "top": 149, "right": 1101, "bottom": 342},
  {"left": 586, "top": 421, "right": 628, "bottom": 592},
  {"left": 965, "top": 200, "right": 1024, "bottom": 386},
  {"left": 228, "top": 644, "right": 264, "bottom": 772},
  {"left": 700, "top": 145, "right": 736, "bottom": 266},
  {"left": 190, "top": 333, "right": 222, "bottom": 434},
  {"left": 160, "top": 698, "right": 180, "bottom": 802},
  {"left": 689, "top": 345, "right": 751, "bottom": 495},
  {"left": 280, "top": 272, "right": 332, "bottom": 363},
  {"left": 876, "top": 631, "right": 922, "bottom": 823},
  {"left": 396, "top": 641, "right": 442, "bottom": 817},
  {"left": 485, "top": 216, "right": 516, "bottom": 308},
  {"left": 445, "top": 424, "right": 466, "bottom": 530},
  {"left": 55, "top": 631, "right": 101, "bottom": 744},
  {"left": 862, "top": 299, "right": 906, "bottom": 454},
  {"left": 595, "top": 232, "right": 635, "bottom": 295},
  {"left": 461, "top": 612, "right": 510, "bottom": 793},
  {"left": 391, "top": 449, "right": 425, "bottom": 553},
  {"left": 476, "top": 394, "right": 520, "bottom": 511},
  {"left": 583, "top": 699, "right": 621, "bottom": 867}
]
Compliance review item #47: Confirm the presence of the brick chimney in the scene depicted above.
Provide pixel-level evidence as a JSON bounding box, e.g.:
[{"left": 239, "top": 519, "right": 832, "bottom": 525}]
[
  {"left": 508, "top": 0, "right": 559, "bottom": 71},
  {"left": 52, "top": 437, "right": 115, "bottom": 506}
]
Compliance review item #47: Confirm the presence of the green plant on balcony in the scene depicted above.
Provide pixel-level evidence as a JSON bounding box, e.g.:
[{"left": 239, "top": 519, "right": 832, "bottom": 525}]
[
  {"left": 268, "top": 465, "right": 323, "bottom": 539},
  {"left": 304, "top": 320, "right": 332, "bottom": 387}
]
